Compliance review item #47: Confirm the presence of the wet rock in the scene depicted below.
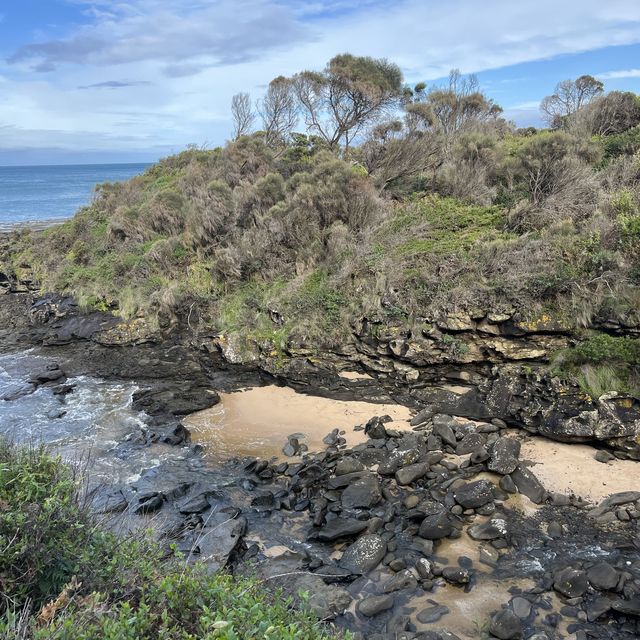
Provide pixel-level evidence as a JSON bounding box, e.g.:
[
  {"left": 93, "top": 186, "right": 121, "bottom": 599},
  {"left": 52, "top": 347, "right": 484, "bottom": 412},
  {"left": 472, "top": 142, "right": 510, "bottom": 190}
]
[
  {"left": 357, "top": 594, "right": 394, "bottom": 617},
  {"left": 383, "top": 569, "right": 418, "bottom": 593},
  {"left": 416, "top": 603, "right": 450, "bottom": 624},
  {"left": 468, "top": 517, "right": 507, "bottom": 541},
  {"left": 30, "top": 366, "right": 65, "bottom": 384},
  {"left": 419, "top": 512, "right": 453, "bottom": 539},
  {"left": 453, "top": 479, "right": 494, "bottom": 509},
  {"left": 511, "top": 597, "right": 531, "bottom": 619},
  {"left": 442, "top": 567, "right": 470, "bottom": 585},
  {"left": 433, "top": 420, "right": 457, "bottom": 447},
  {"left": 314, "top": 518, "right": 369, "bottom": 541},
  {"left": 283, "top": 436, "right": 301, "bottom": 457},
  {"left": 488, "top": 437, "right": 521, "bottom": 475},
  {"left": 586, "top": 596, "right": 614, "bottom": 621},
  {"left": 553, "top": 568, "right": 588, "bottom": 598},
  {"left": 335, "top": 457, "right": 365, "bottom": 475},
  {"left": 134, "top": 493, "right": 163, "bottom": 514},
  {"left": 611, "top": 597, "right": 640, "bottom": 616},
  {"left": 587, "top": 562, "right": 619, "bottom": 591},
  {"left": 293, "top": 575, "right": 351, "bottom": 619},
  {"left": 588, "top": 491, "right": 640, "bottom": 518},
  {"left": 1, "top": 382, "right": 36, "bottom": 401},
  {"left": 395, "top": 462, "right": 430, "bottom": 486},
  {"left": 415, "top": 557, "right": 433, "bottom": 579},
  {"left": 489, "top": 608, "right": 523, "bottom": 639},
  {"left": 339, "top": 534, "right": 387, "bottom": 574},
  {"left": 456, "top": 433, "right": 485, "bottom": 455},
  {"left": 342, "top": 473, "right": 381, "bottom": 509},
  {"left": 91, "top": 488, "right": 128, "bottom": 513},
  {"left": 196, "top": 513, "right": 247, "bottom": 573},
  {"left": 178, "top": 492, "right": 213, "bottom": 514},
  {"left": 479, "top": 545, "right": 500, "bottom": 567},
  {"left": 365, "top": 416, "right": 388, "bottom": 439},
  {"left": 511, "top": 466, "right": 546, "bottom": 504},
  {"left": 499, "top": 475, "right": 517, "bottom": 494}
]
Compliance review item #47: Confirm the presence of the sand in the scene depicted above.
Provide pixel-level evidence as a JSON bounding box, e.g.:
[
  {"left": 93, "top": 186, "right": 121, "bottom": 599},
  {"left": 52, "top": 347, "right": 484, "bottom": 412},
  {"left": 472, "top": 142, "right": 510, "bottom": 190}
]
[
  {"left": 521, "top": 438, "right": 640, "bottom": 503},
  {"left": 184, "top": 384, "right": 411, "bottom": 463}
]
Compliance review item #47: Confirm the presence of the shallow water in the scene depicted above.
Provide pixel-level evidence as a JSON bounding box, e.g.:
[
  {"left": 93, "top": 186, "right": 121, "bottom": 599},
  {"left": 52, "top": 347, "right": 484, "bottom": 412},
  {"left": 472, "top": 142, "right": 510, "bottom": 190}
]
[{"left": 0, "top": 350, "right": 188, "bottom": 484}]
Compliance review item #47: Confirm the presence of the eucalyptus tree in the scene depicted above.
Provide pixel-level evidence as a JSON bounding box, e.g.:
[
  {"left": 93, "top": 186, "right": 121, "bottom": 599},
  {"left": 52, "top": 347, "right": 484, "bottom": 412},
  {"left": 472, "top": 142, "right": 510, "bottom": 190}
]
[{"left": 290, "top": 54, "right": 404, "bottom": 150}]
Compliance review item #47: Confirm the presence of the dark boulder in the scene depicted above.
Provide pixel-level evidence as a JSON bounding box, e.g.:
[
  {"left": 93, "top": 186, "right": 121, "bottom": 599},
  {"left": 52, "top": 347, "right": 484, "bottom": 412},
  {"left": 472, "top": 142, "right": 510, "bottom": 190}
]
[
  {"left": 553, "top": 568, "right": 588, "bottom": 598},
  {"left": 511, "top": 467, "right": 546, "bottom": 504},
  {"left": 419, "top": 512, "right": 453, "bottom": 540},
  {"left": 339, "top": 534, "right": 387, "bottom": 574},
  {"left": 489, "top": 608, "right": 523, "bottom": 639},
  {"left": 587, "top": 562, "right": 619, "bottom": 591},
  {"left": 488, "top": 437, "right": 521, "bottom": 475},
  {"left": 453, "top": 479, "right": 494, "bottom": 509},
  {"left": 314, "top": 518, "right": 369, "bottom": 542},
  {"left": 395, "top": 462, "right": 430, "bottom": 486},
  {"left": 357, "top": 594, "right": 394, "bottom": 617},
  {"left": 341, "top": 473, "right": 381, "bottom": 509}
]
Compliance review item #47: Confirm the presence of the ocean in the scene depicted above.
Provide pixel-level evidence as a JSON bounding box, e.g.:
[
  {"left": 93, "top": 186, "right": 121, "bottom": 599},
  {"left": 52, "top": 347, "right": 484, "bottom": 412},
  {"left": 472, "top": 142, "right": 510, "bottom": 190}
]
[{"left": 0, "top": 163, "right": 151, "bottom": 230}]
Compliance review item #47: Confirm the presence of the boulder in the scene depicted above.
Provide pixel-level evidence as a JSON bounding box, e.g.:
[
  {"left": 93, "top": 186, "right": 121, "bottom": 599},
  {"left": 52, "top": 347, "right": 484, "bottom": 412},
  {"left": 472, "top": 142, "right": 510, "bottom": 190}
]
[
  {"left": 341, "top": 473, "right": 381, "bottom": 509},
  {"left": 453, "top": 479, "right": 494, "bottom": 509},
  {"left": 510, "top": 467, "right": 546, "bottom": 504},
  {"left": 339, "top": 534, "right": 387, "bottom": 574},
  {"left": 293, "top": 575, "right": 351, "bottom": 620},
  {"left": 395, "top": 462, "right": 430, "bottom": 486},
  {"left": 468, "top": 517, "right": 507, "bottom": 541},
  {"left": 489, "top": 609, "right": 523, "bottom": 639},
  {"left": 357, "top": 594, "right": 394, "bottom": 617},
  {"left": 587, "top": 562, "right": 619, "bottom": 591},
  {"left": 196, "top": 514, "right": 247, "bottom": 573},
  {"left": 419, "top": 512, "right": 453, "bottom": 539},
  {"left": 314, "top": 518, "right": 369, "bottom": 542},
  {"left": 553, "top": 567, "right": 588, "bottom": 598},
  {"left": 488, "top": 437, "right": 521, "bottom": 475}
]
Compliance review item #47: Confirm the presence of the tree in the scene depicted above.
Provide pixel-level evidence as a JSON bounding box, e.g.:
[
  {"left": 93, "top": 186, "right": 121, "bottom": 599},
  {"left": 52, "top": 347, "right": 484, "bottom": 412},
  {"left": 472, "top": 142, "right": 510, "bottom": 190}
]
[
  {"left": 540, "top": 75, "right": 604, "bottom": 128},
  {"left": 258, "top": 76, "right": 297, "bottom": 148},
  {"left": 402, "top": 71, "right": 503, "bottom": 144},
  {"left": 290, "top": 53, "right": 404, "bottom": 150},
  {"left": 231, "top": 92, "right": 255, "bottom": 140},
  {"left": 574, "top": 91, "right": 640, "bottom": 136}
]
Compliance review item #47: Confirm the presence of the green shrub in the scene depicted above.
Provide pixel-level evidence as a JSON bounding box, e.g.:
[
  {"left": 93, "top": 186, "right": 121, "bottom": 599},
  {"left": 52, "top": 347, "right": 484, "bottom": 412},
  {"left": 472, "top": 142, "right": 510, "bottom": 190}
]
[{"left": 0, "top": 441, "right": 343, "bottom": 640}]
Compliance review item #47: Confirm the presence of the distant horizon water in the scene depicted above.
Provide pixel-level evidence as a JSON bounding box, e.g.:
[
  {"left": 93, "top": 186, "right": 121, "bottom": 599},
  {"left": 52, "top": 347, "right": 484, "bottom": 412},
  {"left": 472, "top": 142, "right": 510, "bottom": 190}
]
[{"left": 0, "top": 162, "right": 151, "bottom": 230}]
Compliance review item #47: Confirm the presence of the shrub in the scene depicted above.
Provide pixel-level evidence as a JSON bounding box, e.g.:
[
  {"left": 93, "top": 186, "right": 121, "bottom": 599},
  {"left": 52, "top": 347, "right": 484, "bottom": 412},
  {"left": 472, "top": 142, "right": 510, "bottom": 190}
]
[{"left": 0, "top": 441, "right": 343, "bottom": 640}]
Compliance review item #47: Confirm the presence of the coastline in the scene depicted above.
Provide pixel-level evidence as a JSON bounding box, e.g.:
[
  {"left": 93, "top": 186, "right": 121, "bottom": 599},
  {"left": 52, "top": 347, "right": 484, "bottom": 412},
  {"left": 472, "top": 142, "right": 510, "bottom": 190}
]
[{"left": 0, "top": 217, "right": 68, "bottom": 233}]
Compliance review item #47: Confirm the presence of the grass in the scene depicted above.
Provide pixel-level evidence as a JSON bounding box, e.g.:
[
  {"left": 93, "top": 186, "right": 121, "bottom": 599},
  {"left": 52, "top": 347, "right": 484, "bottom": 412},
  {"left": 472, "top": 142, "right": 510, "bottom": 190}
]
[
  {"left": 553, "top": 334, "right": 640, "bottom": 398},
  {"left": 0, "top": 440, "right": 344, "bottom": 640}
]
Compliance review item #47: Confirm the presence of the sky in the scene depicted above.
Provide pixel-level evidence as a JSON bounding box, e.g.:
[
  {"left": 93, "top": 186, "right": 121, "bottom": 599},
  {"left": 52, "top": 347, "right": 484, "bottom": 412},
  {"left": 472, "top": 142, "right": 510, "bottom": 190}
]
[{"left": 1, "top": 0, "right": 640, "bottom": 166}]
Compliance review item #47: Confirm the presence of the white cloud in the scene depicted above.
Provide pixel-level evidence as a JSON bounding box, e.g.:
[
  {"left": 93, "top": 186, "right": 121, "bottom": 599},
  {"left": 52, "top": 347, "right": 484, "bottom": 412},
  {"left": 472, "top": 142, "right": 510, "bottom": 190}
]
[
  {"left": 597, "top": 68, "right": 640, "bottom": 80},
  {"left": 2, "top": 0, "right": 640, "bottom": 160}
]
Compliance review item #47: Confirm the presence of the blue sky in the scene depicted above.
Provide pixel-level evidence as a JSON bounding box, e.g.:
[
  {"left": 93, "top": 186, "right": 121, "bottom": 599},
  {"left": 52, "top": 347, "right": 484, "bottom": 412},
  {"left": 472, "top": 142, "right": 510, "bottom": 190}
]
[{"left": 1, "top": 0, "right": 640, "bottom": 165}]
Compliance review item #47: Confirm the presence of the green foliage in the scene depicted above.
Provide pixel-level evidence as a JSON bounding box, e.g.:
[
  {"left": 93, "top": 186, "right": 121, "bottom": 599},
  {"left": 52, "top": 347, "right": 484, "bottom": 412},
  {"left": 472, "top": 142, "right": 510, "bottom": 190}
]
[
  {"left": 601, "top": 124, "right": 640, "bottom": 161},
  {"left": 562, "top": 334, "right": 640, "bottom": 367},
  {"left": 554, "top": 334, "right": 640, "bottom": 398},
  {"left": 0, "top": 441, "right": 343, "bottom": 640},
  {"left": 384, "top": 196, "right": 508, "bottom": 256},
  {"left": 0, "top": 442, "right": 86, "bottom": 609}
]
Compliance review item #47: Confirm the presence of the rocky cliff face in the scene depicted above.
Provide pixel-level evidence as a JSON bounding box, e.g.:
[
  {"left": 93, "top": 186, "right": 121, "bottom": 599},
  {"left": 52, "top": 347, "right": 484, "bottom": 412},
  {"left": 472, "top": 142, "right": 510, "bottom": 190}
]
[
  {"left": 2, "top": 256, "right": 639, "bottom": 459},
  {"left": 211, "top": 310, "right": 640, "bottom": 459}
]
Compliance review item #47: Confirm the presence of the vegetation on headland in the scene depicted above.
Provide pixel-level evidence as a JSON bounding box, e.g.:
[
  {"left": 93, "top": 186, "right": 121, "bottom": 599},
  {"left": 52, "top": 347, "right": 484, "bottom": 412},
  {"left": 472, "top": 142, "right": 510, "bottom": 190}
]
[
  {"left": 1, "top": 57, "right": 640, "bottom": 392},
  {"left": 0, "top": 440, "right": 343, "bottom": 639}
]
